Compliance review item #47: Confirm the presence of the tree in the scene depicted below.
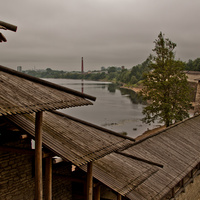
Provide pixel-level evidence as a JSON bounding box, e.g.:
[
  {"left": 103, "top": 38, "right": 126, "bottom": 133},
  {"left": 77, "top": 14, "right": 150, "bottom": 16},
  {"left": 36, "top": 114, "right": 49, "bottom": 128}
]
[{"left": 141, "top": 32, "right": 191, "bottom": 127}]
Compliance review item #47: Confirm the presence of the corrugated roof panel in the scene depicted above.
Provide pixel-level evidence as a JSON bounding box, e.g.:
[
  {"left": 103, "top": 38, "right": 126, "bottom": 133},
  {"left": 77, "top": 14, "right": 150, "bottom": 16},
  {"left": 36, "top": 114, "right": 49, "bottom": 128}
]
[
  {"left": 124, "top": 115, "right": 200, "bottom": 199},
  {"left": 78, "top": 115, "right": 200, "bottom": 199},
  {"left": 6, "top": 111, "right": 134, "bottom": 166},
  {"left": 80, "top": 152, "right": 159, "bottom": 196},
  {"left": 0, "top": 70, "right": 93, "bottom": 116}
]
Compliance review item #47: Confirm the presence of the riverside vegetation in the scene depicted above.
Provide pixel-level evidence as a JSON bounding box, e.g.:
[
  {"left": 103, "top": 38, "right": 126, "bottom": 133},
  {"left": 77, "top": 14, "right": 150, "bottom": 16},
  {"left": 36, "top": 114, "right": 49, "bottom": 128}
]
[
  {"left": 24, "top": 57, "right": 200, "bottom": 88},
  {"left": 23, "top": 32, "right": 200, "bottom": 128}
]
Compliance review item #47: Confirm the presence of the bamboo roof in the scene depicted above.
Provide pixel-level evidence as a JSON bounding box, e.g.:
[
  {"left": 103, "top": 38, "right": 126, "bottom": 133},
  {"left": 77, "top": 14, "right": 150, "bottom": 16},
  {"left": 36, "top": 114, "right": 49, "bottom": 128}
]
[
  {"left": 0, "top": 65, "right": 95, "bottom": 116},
  {"left": 6, "top": 111, "right": 134, "bottom": 166},
  {"left": 81, "top": 114, "right": 200, "bottom": 199}
]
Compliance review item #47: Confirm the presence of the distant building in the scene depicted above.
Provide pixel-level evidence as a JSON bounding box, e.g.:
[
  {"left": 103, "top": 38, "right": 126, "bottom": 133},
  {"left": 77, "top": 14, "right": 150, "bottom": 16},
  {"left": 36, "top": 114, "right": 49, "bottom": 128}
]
[{"left": 17, "top": 66, "right": 22, "bottom": 72}]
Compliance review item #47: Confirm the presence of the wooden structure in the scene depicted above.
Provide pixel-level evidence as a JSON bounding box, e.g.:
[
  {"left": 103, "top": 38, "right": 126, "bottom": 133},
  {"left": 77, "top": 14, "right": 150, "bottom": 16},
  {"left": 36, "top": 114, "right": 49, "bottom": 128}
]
[
  {"left": 6, "top": 111, "right": 134, "bottom": 166},
  {"left": 0, "top": 20, "right": 17, "bottom": 42},
  {"left": 80, "top": 114, "right": 200, "bottom": 199},
  {"left": 2, "top": 65, "right": 200, "bottom": 199},
  {"left": 0, "top": 65, "right": 94, "bottom": 200},
  {"left": 0, "top": 65, "right": 135, "bottom": 199}
]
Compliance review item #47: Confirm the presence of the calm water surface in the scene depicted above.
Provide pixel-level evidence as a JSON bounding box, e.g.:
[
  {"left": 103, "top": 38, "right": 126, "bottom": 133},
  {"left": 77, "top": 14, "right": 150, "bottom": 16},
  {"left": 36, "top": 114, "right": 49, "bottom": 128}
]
[{"left": 46, "top": 79, "right": 161, "bottom": 138}]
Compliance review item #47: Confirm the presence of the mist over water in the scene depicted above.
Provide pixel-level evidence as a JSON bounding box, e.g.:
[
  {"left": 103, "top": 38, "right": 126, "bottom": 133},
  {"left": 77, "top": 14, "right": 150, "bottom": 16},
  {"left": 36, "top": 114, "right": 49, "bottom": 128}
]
[{"left": 46, "top": 79, "right": 161, "bottom": 138}]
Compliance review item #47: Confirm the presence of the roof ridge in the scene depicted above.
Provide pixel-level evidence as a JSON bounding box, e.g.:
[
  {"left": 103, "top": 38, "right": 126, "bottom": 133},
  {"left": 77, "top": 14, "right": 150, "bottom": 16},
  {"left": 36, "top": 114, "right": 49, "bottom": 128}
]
[{"left": 132, "top": 114, "right": 200, "bottom": 145}]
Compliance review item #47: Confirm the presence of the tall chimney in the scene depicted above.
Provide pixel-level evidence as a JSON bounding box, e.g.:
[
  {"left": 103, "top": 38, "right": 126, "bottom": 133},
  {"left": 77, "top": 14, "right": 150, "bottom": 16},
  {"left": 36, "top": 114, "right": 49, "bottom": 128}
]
[{"left": 81, "top": 57, "right": 84, "bottom": 74}]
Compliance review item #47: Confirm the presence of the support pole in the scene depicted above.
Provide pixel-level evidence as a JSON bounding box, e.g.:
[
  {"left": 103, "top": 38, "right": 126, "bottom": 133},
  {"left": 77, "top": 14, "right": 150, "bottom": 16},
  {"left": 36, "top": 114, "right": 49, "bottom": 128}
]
[
  {"left": 45, "top": 157, "right": 52, "bottom": 200},
  {"left": 35, "top": 111, "right": 43, "bottom": 200},
  {"left": 94, "top": 185, "right": 100, "bottom": 200},
  {"left": 87, "top": 162, "right": 93, "bottom": 200},
  {"left": 117, "top": 193, "right": 122, "bottom": 200}
]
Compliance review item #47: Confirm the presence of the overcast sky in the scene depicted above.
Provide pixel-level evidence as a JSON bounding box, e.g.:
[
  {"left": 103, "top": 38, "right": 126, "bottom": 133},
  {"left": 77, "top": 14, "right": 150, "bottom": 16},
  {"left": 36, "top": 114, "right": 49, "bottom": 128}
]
[{"left": 1, "top": 0, "right": 200, "bottom": 71}]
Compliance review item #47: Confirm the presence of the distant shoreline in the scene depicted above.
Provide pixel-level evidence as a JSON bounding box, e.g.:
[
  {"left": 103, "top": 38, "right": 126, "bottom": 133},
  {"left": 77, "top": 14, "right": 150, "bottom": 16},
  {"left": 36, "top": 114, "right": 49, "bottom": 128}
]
[{"left": 120, "top": 85, "right": 142, "bottom": 93}]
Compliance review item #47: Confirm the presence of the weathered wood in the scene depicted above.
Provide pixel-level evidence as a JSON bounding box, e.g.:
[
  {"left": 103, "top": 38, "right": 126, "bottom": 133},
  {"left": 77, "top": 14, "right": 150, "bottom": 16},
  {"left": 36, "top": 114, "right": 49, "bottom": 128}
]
[
  {"left": 94, "top": 185, "right": 100, "bottom": 200},
  {"left": 0, "top": 32, "right": 7, "bottom": 42},
  {"left": 53, "top": 157, "right": 63, "bottom": 164},
  {"left": 0, "top": 21, "right": 17, "bottom": 32},
  {"left": 7, "top": 112, "right": 134, "bottom": 167},
  {"left": 45, "top": 157, "right": 52, "bottom": 200},
  {"left": 20, "top": 134, "right": 28, "bottom": 139},
  {"left": 117, "top": 194, "right": 122, "bottom": 200},
  {"left": 87, "top": 162, "right": 93, "bottom": 200},
  {"left": 35, "top": 111, "right": 43, "bottom": 200}
]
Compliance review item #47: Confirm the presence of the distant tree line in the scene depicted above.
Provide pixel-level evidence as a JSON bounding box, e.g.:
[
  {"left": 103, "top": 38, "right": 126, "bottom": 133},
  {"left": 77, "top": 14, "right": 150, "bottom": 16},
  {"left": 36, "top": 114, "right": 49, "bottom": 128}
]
[
  {"left": 23, "top": 59, "right": 150, "bottom": 85},
  {"left": 23, "top": 57, "right": 200, "bottom": 86},
  {"left": 185, "top": 58, "right": 200, "bottom": 71}
]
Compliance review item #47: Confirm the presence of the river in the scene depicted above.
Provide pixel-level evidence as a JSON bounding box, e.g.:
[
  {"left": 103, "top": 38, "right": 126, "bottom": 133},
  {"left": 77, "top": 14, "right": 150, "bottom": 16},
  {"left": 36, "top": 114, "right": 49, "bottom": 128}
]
[{"left": 45, "top": 78, "right": 161, "bottom": 138}]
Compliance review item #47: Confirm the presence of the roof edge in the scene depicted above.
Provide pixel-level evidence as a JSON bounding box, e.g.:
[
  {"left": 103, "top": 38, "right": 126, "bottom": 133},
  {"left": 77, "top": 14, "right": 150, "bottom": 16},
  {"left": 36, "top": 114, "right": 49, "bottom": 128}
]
[
  {"left": 51, "top": 110, "right": 135, "bottom": 142},
  {"left": 133, "top": 114, "right": 200, "bottom": 146},
  {"left": 0, "top": 65, "right": 96, "bottom": 101}
]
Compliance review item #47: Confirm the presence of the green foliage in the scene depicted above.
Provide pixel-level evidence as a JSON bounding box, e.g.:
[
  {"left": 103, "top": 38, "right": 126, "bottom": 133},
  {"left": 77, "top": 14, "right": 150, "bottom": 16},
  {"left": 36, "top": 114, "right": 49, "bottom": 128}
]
[
  {"left": 185, "top": 58, "right": 200, "bottom": 71},
  {"left": 24, "top": 63, "right": 149, "bottom": 84},
  {"left": 141, "top": 32, "right": 191, "bottom": 127}
]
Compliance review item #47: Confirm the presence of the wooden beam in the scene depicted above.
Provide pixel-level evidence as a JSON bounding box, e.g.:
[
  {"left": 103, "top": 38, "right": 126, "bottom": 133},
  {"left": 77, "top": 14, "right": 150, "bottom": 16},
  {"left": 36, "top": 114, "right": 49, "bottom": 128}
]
[
  {"left": 87, "top": 162, "right": 93, "bottom": 200},
  {"left": 45, "top": 157, "right": 52, "bottom": 200},
  {"left": 53, "top": 157, "right": 63, "bottom": 164},
  {"left": 35, "top": 111, "right": 43, "bottom": 200},
  {"left": 20, "top": 134, "right": 28, "bottom": 139}
]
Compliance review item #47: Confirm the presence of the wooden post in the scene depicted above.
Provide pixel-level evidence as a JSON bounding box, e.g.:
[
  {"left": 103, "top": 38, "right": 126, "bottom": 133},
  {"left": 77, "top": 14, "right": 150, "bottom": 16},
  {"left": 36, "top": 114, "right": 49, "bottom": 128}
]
[
  {"left": 94, "top": 185, "right": 100, "bottom": 200},
  {"left": 45, "top": 157, "right": 52, "bottom": 200},
  {"left": 35, "top": 111, "right": 43, "bottom": 200},
  {"left": 117, "top": 193, "right": 122, "bottom": 200},
  {"left": 87, "top": 162, "right": 93, "bottom": 200}
]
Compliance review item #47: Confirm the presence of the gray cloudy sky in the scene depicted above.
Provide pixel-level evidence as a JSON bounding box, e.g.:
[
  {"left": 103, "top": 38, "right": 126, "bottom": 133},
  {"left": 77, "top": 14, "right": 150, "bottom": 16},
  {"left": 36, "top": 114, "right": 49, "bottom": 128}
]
[{"left": 1, "top": 0, "right": 200, "bottom": 71}]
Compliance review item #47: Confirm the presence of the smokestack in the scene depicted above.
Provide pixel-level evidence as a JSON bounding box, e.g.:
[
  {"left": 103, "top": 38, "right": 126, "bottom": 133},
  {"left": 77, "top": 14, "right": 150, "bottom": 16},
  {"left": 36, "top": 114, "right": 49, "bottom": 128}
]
[{"left": 81, "top": 57, "right": 84, "bottom": 74}]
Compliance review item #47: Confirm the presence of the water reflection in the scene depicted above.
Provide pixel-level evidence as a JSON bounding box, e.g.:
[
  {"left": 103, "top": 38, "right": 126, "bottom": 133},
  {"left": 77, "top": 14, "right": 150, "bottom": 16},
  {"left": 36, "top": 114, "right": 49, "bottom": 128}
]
[
  {"left": 119, "top": 87, "right": 145, "bottom": 104},
  {"left": 107, "top": 84, "right": 145, "bottom": 104},
  {"left": 45, "top": 78, "right": 161, "bottom": 138},
  {"left": 107, "top": 84, "right": 116, "bottom": 93}
]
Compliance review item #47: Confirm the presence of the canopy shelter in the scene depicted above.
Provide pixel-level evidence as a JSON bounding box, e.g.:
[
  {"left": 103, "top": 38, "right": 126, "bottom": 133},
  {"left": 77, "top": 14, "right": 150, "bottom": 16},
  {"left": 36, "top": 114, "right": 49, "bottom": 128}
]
[
  {"left": 0, "top": 65, "right": 95, "bottom": 116},
  {"left": 0, "top": 65, "right": 96, "bottom": 199},
  {"left": 6, "top": 111, "right": 134, "bottom": 167}
]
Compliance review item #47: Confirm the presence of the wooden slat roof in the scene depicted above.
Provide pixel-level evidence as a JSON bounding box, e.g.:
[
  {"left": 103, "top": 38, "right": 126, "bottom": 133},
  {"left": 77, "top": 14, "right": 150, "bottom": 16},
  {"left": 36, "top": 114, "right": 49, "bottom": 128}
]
[
  {"left": 6, "top": 111, "right": 134, "bottom": 166},
  {"left": 80, "top": 152, "right": 159, "bottom": 196},
  {"left": 0, "top": 65, "right": 95, "bottom": 116},
  {"left": 82, "top": 114, "right": 200, "bottom": 199}
]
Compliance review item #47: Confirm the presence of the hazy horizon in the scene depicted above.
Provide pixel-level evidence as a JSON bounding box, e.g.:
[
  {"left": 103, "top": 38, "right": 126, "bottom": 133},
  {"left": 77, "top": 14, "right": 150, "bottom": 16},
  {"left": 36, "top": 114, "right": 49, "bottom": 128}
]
[{"left": 1, "top": 0, "right": 200, "bottom": 71}]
